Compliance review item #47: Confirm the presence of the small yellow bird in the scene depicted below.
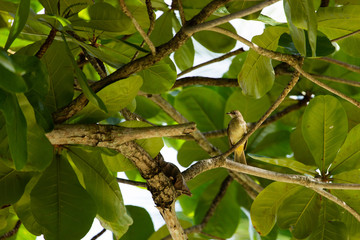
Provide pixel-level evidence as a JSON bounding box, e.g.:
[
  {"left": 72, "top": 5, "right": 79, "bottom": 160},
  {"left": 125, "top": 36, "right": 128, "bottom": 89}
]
[{"left": 227, "top": 110, "right": 247, "bottom": 164}]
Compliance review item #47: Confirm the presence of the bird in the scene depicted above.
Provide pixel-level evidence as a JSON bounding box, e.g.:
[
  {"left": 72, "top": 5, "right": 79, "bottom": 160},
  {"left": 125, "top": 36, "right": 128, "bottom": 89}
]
[{"left": 227, "top": 110, "right": 247, "bottom": 164}]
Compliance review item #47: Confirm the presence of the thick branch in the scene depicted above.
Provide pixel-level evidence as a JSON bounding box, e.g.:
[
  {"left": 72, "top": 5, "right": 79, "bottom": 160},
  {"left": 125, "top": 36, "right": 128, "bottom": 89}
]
[
  {"left": 172, "top": 77, "right": 238, "bottom": 89},
  {"left": 46, "top": 123, "right": 196, "bottom": 148}
]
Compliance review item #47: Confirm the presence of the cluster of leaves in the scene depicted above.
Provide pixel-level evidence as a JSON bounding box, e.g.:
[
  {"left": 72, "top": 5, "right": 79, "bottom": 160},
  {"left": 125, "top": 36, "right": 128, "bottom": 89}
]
[{"left": 1, "top": 0, "right": 360, "bottom": 239}]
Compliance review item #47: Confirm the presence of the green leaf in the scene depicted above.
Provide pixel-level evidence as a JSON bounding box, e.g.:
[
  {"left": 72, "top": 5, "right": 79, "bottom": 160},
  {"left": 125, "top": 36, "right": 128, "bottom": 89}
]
[
  {"left": 317, "top": 6, "right": 360, "bottom": 57},
  {"left": 138, "top": 57, "right": 176, "bottom": 94},
  {"left": 251, "top": 182, "right": 299, "bottom": 236},
  {"left": 149, "top": 11, "right": 174, "bottom": 46},
  {"left": 277, "top": 187, "right": 321, "bottom": 239},
  {"left": 283, "top": 0, "right": 317, "bottom": 56},
  {"left": 11, "top": 54, "right": 53, "bottom": 132},
  {"left": 250, "top": 130, "right": 292, "bottom": 158},
  {"left": 71, "top": 75, "right": 142, "bottom": 123},
  {"left": 0, "top": 50, "right": 27, "bottom": 93},
  {"left": 225, "top": 89, "right": 271, "bottom": 123},
  {"left": 0, "top": 90, "right": 27, "bottom": 170},
  {"left": 223, "top": 52, "right": 247, "bottom": 78},
  {"left": 72, "top": 2, "right": 132, "bottom": 33},
  {"left": 174, "top": 87, "right": 225, "bottom": 131},
  {"left": 30, "top": 154, "right": 97, "bottom": 240},
  {"left": 195, "top": 181, "right": 240, "bottom": 238},
  {"left": 193, "top": 22, "right": 236, "bottom": 53},
  {"left": 120, "top": 206, "right": 154, "bottom": 240},
  {"left": 249, "top": 154, "right": 317, "bottom": 175},
  {"left": 309, "top": 199, "right": 347, "bottom": 240},
  {"left": 41, "top": 41, "right": 75, "bottom": 111},
  {"left": 13, "top": 175, "right": 44, "bottom": 236},
  {"left": 238, "top": 26, "right": 288, "bottom": 98},
  {"left": 178, "top": 141, "right": 210, "bottom": 167},
  {"left": 0, "top": 161, "right": 31, "bottom": 206},
  {"left": 62, "top": 34, "right": 108, "bottom": 113},
  {"left": 329, "top": 123, "right": 360, "bottom": 174},
  {"left": 226, "top": 0, "right": 263, "bottom": 20},
  {"left": 302, "top": 95, "right": 348, "bottom": 174},
  {"left": 67, "top": 147, "right": 132, "bottom": 238},
  {"left": 290, "top": 118, "right": 316, "bottom": 166},
  {"left": 4, "top": 0, "right": 30, "bottom": 50},
  {"left": 174, "top": 38, "right": 195, "bottom": 71}
]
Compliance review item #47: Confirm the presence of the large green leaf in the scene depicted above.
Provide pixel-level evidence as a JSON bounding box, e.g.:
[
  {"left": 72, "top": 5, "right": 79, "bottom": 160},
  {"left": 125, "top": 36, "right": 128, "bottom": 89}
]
[
  {"left": 238, "top": 26, "right": 288, "bottom": 98},
  {"left": 0, "top": 161, "right": 31, "bottom": 206},
  {"left": 251, "top": 182, "right": 299, "bottom": 236},
  {"left": 13, "top": 175, "right": 44, "bottom": 236},
  {"left": 283, "top": 0, "right": 317, "bottom": 56},
  {"left": 225, "top": 89, "right": 270, "bottom": 123},
  {"left": 249, "top": 154, "right": 317, "bottom": 175},
  {"left": 194, "top": 181, "right": 240, "bottom": 238},
  {"left": 120, "top": 206, "right": 154, "bottom": 240},
  {"left": 138, "top": 57, "right": 176, "bottom": 94},
  {"left": 317, "top": 6, "right": 360, "bottom": 57},
  {"left": 67, "top": 147, "right": 132, "bottom": 239},
  {"left": 0, "top": 90, "right": 27, "bottom": 170},
  {"left": 302, "top": 95, "right": 348, "bottom": 174},
  {"left": 193, "top": 22, "right": 237, "bottom": 53},
  {"left": 277, "top": 187, "right": 321, "bottom": 239},
  {"left": 0, "top": 50, "right": 27, "bottom": 93},
  {"left": 11, "top": 54, "right": 53, "bottom": 132},
  {"left": 72, "top": 2, "right": 132, "bottom": 33},
  {"left": 30, "top": 154, "right": 97, "bottom": 240},
  {"left": 309, "top": 199, "right": 347, "bottom": 240},
  {"left": 178, "top": 141, "right": 210, "bottom": 167},
  {"left": 174, "top": 38, "right": 195, "bottom": 71},
  {"left": 250, "top": 130, "right": 292, "bottom": 158},
  {"left": 70, "top": 75, "right": 142, "bottom": 123},
  {"left": 42, "top": 41, "right": 75, "bottom": 112},
  {"left": 174, "top": 87, "right": 225, "bottom": 131},
  {"left": 226, "top": 0, "right": 263, "bottom": 19},
  {"left": 149, "top": 11, "right": 174, "bottom": 47},
  {"left": 4, "top": 0, "right": 29, "bottom": 50},
  {"left": 290, "top": 118, "right": 316, "bottom": 166},
  {"left": 330, "top": 123, "right": 360, "bottom": 174}
]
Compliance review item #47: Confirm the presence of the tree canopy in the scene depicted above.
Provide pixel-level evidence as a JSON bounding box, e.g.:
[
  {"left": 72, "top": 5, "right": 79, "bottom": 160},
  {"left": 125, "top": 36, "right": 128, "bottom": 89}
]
[{"left": 1, "top": 0, "right": 360, "bottom": 239}]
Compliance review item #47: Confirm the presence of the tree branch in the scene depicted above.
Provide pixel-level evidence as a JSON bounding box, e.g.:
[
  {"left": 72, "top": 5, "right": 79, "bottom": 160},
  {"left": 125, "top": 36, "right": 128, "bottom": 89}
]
[
  {"left": 35, "top": 27, "right": 57, "bottom": 59},
  {"left": 184, "top": 0, "right": 280, "bottom": 35},
  {"left": 177, "top": 48, "right": 244, "bottom": 78},
  {"left": 91, "top": 228, "right": 106, "bottom": 240},
  {"left": 0, "top": 220, "right": 21, "bottom": 240},
  {"left": 311, "top": 188, "right": 360, "bottom": 222},
  {"left": 46, "top": 123, "right": 196, "bottom": 148},
  {"left": 116, "top": 178, "right": 147, "bottom": 188},
  {"left": 119, "top": 0, "right": 156, "bottom": 55},
  {"left": 319, "top": 57, "right": 360, "bottom": 74},
  {"left": 331, "top": 29, "right": 360, "bottom": 42},
  {"left": 173, "top": 77, "right": 238, "bottom": 89}
]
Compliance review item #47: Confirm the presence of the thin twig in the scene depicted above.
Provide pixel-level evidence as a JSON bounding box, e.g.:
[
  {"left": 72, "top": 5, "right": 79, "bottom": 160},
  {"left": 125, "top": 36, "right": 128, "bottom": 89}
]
[
  {"left": 91, "top": 228, "right": 106, "bottom": 240},
  {"left": 294, "top": 66, "right": 360, "bottom": 108},
  {"left": 177, "top": 48, "right": 245, "bottom": 77},
  {"left": 331, "top": 29, "right": 360, "bottom": 42},
  {"left": 184, "top": 0, "right": 280, "bottom": 35},
  {"left": 177, "top": 0, "right": 186, "bottom": 25},
  {"left": 319, "top": 57, "right": 360, "bottom": 74},
  {"left": 35, "top": 27, "right": 57, "bottom": 58},
  {"left": 81, "top": 47, "right": 107, "bottom": 79},
  {"left": 311, "top": 188, "right": 360, "bottom": 222},
  {"left": 119, "top": 0, "right": 156, "bottom": 55},
  {"left": 117, "top": 178, "right": 147, "bottom": 188},
  {"left": 0, "top": 220, "right": 21, "bottom": 240},
  {"left": 311, "top": 73, "right": 360, "bottom": 87}
]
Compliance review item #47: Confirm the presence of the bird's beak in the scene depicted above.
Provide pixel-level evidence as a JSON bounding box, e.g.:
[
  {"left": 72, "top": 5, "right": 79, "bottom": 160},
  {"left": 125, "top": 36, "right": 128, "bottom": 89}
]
[{"left": 226, "top": 112, "right": 231, "bottom": 115}]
